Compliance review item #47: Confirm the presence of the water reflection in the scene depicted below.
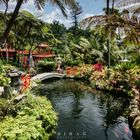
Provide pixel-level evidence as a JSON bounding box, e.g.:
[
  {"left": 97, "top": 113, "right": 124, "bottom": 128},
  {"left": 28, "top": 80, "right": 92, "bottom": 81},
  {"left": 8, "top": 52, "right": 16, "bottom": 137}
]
[{"left": 34, "top": 79, "right": 136, "bottom": 140}]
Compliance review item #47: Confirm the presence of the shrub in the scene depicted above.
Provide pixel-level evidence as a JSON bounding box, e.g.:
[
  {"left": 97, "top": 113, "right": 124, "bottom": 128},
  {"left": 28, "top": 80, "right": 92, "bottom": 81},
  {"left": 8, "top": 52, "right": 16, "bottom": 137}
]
[
  {"left": 65, "top": 59, "right": 81, "bottom": 66},
  {"left": 90, "top": 65, "right": 140, "bottom": 97},
  {"left": 0, "top": 60, "right": 16, "bottom": 86},
  {"left": 135, "top": 80, "right": 140, "bottom": 92},
  {"left": 76, "top": 64, "right": 93, "bottom": 79},
  {"left": 0, "top": 60, "right": 16, "bottom": 73},
  {"left": 0, "top": 73, "right": 10, "bottom": 86},
  {"left": 0, "top": 94, "right": 58, "bottom": 140},
  {"left": 37, "top": 61, "right": 56, "bottom": 72},
  {"left": 114, "top": 62, "right": 136, "bottom": 72},
  {"left": 90, "top": 67, "right": 109, "bottom": 90}
]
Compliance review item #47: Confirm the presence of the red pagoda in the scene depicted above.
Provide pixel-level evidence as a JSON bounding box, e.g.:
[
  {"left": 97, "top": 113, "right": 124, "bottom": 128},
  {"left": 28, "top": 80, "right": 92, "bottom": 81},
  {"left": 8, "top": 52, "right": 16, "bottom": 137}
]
[{"left": 0, "top": 43, "right": 55, "bottom": 67}]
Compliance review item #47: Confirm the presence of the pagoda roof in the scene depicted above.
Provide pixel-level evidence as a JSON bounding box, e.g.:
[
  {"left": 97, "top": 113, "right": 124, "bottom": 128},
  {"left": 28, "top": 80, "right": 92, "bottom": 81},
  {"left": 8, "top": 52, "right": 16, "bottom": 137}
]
[
  {"left": 33, "top": 54, "right": 55, "bottom": 58},
  {"left": 18, "top": 50, "right": 38, "bottom": 55},
  {"left": 0, "top": 49, "right": 38, "bottom": 55},
  {"left": 0, "top": 49, "right": 16, "bottom": 52}
]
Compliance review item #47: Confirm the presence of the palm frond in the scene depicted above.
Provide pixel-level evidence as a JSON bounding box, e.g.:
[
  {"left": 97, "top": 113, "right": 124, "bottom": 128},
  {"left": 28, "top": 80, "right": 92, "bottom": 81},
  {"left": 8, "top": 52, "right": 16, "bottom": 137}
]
[{"left": 34, "top": 0, "right": 46, "bottom": 10}]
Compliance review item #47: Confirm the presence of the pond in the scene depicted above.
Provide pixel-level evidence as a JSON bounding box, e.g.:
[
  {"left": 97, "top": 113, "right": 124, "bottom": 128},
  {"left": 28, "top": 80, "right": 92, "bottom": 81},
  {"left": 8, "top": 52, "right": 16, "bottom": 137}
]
[{"left": 34, "top": 79, "right": 136, "bottom": 140}]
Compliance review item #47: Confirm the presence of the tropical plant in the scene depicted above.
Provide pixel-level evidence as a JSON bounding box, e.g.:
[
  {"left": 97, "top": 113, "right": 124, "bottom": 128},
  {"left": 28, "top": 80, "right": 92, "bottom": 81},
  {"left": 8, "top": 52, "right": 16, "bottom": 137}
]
[
  {"left": 80, "top": 0, "right": 139, "bottom": 69},
  {"left": 12, "top": 10, "right": 45, "bottom": 63},
  {"left": 0, "top": 94, "right": 58, "bottom": 140},
  {"left": 89, "top": 64, "right": 140, "bottom": 97},
  {"left": 0, "top": 0, "right": 78, "bottom": 43},
  {"left": 90, "top": 67, "right": 109, "bottom": 90},
  {"left": 0, "top": 73, "right": 10, "bottom": 86},
  {"left": 70, "top": 37, "right": 104, "bottom": 64},
  {"left": 0, "top": 10, "right": 58, "bottom": 66},
  {"left": 37, "top": 60, "right": 56, "bottom": 72},
  {"left": 75, "top": 64, "right": 93, "bottom": 79},
  {"left": 70, "top": 1, "right": 82, "bottom": 35},
  {"left": 0, "top": 60, "right": 16, "bottom": 86},
  {"left": 50, "top": 21, "right": 67, "bottom": 40}
]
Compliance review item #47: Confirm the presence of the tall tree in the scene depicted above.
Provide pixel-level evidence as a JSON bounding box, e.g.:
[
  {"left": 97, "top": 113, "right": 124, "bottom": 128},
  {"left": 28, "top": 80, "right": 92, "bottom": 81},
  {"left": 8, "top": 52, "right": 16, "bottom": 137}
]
[
  {"left": 50, "top": 20, "right": 67, "bottom": 39},
  {"left": 0, "top": 0, "right": 77, "bottom": 44},
  {"left": 70, "top": 2, "right": 82, "bottom": 35},
  {"left": 1, "top": 0, "right": 10, "bottom": 61},
  {"left": 106, "top": 0, "right": 111, "bottom": 71},
  {"left": 0, "top": 0, "right": 24, "bottom": 45}
]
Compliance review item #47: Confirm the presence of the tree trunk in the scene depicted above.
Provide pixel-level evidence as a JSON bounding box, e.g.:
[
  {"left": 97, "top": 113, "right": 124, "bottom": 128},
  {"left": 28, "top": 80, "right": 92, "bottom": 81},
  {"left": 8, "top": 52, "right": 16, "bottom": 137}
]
[
  {"left": 4, "top": 0, "right": 9, "bottom": 62},
  {"left": 106, "top": 0, "right": 110, "bottom": 15},
  {"left": 0, "top": 0, "right": 24, "bottom": 44},
  {"left": 106, "top": 0, "right": 110, "bottom": 78},
  {"left": 4, "top": 0, "right": 9, "bottom": 18},
  {"left": 112, "top": 0, "right": 115, "bottom": 13}
]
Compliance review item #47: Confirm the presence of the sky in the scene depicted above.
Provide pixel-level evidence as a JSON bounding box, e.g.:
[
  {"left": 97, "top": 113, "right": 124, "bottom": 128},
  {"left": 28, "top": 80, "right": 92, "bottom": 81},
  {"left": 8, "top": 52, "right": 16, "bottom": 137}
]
[{"left": 0, "top": 0, "right": 106, "bottom": 27}]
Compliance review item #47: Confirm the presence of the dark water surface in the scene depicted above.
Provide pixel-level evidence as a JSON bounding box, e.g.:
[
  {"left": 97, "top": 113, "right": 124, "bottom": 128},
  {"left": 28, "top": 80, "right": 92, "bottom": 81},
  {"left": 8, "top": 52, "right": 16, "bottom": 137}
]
[{"left": 34, "top": 79, "right": 136, "bottom": 140}]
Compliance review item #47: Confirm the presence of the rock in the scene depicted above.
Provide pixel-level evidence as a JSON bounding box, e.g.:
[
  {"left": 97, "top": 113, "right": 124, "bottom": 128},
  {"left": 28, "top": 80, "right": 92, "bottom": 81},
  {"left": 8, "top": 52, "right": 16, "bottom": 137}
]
[
  {"left": 12, "top": 89, "right": 18, "bottom": 95},
  {"left": 130, "top": 111, "right": 138, "bottom": 119},
  {"left": 14, "top": 94, "right": 27, "bottom": 103},
  {"left": 132, "top": 108, "right": 139, "bottom": 113},
  {"left": 133, "top": 116, "right": 140, "bottom": 128},
  {"left": 129, "top": 105, "right": 138, "bottom": 110},
  {"left": 129, "top": 87, "right": 140, "bottom": 139},
  {"left": 8, "top": 72, "right": 19, "bottom": 77},
  {"left": 133, "top": 116, "right": 140, "bottom": 139}
]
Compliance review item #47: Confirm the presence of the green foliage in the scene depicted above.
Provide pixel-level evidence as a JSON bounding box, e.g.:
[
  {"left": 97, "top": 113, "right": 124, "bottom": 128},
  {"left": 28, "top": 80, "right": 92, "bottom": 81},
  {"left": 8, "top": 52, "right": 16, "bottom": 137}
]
[
  {"left": 0, "top": 73, "right": 10, "bottom": 86},
  {"left": 37, "top": 60, "right": 56, "bottom": 72},
  {"left": 0, "top": 94, "right": 57, "bottom": 140},
  {"left": 135, "top": 80, "right": 140, "bottom": 90},
  {"left": 114, "top": 62, "right": 136, "bottom": 71},
  {"left": 50, "top": 21, "right": 67, "bottom": 39},
  {"left": 70, "top": 37, "right": 104, "bottom": 64},
  {"left": 0, "top": 60, "right": 16, "bottom": 73},
  {"left": 70, "top": 2, "right": 82, "bottom": 35},
  {"left": 0, "top": 60, "right": 13, "bottom": 86},
  {"left": 65, "top": 59, "right": 81, "bottom": 66},
  {"left": 74, "top": 64, "right": 93, "bottom": 79},
  {"left": 90, "top": 67, "right": 109, "bottom": 90},
  {"left": 0, "top": 98, "right": 7, "bottom": 108},
  {"left": 90, "top": 65, "right": 140, "bottom": 97}
]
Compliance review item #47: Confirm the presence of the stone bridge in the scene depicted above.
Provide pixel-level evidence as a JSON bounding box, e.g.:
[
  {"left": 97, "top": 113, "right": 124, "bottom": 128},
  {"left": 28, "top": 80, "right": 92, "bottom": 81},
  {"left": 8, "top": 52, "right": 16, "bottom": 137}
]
[{"left": 31, "top": 72, "right": 65, "bottom": 82}]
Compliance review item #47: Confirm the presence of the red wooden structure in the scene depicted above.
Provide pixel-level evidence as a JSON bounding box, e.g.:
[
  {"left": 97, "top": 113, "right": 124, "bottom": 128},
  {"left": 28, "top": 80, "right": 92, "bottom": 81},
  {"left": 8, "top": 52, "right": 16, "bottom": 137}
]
[{"left": 0, "top": 43, "right": 55, "bottom": 67}]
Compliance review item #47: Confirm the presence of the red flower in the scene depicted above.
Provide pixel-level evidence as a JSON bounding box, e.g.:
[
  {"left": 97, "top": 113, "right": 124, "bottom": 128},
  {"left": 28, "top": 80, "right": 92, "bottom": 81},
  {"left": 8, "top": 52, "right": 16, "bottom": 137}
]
[{"left": 93, "top": 63, "right": 103, "bottom": 71}]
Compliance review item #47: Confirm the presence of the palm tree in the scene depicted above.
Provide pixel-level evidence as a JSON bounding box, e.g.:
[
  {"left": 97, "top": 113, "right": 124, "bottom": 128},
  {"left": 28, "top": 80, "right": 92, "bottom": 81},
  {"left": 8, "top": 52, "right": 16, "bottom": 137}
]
[
  {"left": 0, "top": 0, "right": 77, "bottom": 44},
  {"left": 70, "top": 36, "right": 104, "bottom": 64},
  {"left": 80, "top": 1, "right": 139, "bottom": 63}
]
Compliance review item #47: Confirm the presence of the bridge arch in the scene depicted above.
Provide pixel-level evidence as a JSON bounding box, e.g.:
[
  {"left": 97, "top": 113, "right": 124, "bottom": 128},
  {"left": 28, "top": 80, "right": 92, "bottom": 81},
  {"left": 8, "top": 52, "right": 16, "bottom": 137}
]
[{"left": 31, "top": 72, "right": 65, "bottom": 82}]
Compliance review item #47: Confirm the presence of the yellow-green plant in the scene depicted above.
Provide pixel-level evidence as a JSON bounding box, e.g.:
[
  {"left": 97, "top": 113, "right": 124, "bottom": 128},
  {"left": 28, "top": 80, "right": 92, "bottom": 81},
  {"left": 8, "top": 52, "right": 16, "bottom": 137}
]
[
  {"left": 0, "top": 94, "right": 57, "bottom": 140},
  {"left": 0, "top": 73, "right": 10, "bottom": 86},
  {"left": 90, "top": 67, "right": 110, "bottom": 90},
  {"left": 76, "top": 64, "right": 93, "bottom": 79}
]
